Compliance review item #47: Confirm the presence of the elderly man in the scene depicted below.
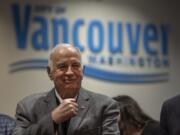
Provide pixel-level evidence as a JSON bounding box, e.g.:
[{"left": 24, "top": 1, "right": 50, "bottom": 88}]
[{"left": 13, "top": 43, "right": 120, "bottom": 135}]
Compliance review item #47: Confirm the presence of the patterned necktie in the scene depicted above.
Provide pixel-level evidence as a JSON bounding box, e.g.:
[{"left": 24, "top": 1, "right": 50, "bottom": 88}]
[{"left": 55, "top": 97, "right": 70, "bottom": 135}]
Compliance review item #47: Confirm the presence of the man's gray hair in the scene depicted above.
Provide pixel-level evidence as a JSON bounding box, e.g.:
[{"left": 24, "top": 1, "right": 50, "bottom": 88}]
[{"left": 48, "top": 43, "right": 81, "bottom": 69}]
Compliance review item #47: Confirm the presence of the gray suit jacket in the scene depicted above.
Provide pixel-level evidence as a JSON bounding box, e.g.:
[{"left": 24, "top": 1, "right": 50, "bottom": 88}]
[
  {"left": 13, "top": 88, "right": 120, "bottom": 135},
  {"left": 160, "top": 94, "right": 180, "bottom": 135}
]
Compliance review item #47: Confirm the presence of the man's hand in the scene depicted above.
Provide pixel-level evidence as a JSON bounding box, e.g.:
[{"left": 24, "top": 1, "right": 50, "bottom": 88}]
[{"left": 51, "top": 98, "right": 78, "bottom": 124}]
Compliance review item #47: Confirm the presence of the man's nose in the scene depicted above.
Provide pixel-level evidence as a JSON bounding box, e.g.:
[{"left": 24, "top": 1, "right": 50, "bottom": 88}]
[{"left": 66, "top": 66, "right": 73, "bottom": 74}]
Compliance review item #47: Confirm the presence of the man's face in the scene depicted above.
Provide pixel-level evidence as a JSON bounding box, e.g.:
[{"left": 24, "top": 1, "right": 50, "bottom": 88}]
[{"left": 49, "top": 46, "right": 83, "bottom": 98}]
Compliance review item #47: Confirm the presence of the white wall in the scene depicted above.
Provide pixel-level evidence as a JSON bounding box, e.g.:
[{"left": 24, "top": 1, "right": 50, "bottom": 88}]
[{"left": 0, "top": 0, "right": 179, "bottom": 120}]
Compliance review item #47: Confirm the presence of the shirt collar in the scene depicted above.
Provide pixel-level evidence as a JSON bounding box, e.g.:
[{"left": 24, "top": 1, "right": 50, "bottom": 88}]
[
  {"left": 55, "top": 89, "right": 63, "bottom": 103},
  {"left": 55, "top": 89, "right": 78, "bottom": 103}
]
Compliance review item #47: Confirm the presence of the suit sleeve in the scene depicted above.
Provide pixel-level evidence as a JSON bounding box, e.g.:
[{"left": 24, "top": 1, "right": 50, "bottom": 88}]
[
  {"left": 160, "top": 102, "right": 169, "bottom": 135},
  {"left": 13, "top": 101, "right": 55, "bottom": 135},
  {"left": 102, "top": 99, "right": 120, "bottom": 135}
]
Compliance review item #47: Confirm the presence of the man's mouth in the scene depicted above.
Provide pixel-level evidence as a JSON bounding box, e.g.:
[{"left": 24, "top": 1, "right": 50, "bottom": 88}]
[
  {"left": 65, "top": 80, "right": 74, "bottom": 83},
  {"left": 64, "top": 78, "right": 76, "bottom": 83}
]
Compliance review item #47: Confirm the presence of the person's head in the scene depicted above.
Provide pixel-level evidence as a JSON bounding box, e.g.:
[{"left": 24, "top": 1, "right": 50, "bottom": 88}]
[
  {"left": 47, "top": 43, "right": 84, "bottom": 99},
  {"left": 113, "top": 95, "right": 153, "bottom": 134}
]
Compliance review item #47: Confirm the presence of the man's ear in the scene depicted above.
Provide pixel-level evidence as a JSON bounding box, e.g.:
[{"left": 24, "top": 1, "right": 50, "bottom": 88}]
[
  {"left": 83, "top": 65, "right": 85, "bottom": 74},
  {"left": 47, "top": 66, "right": 53, "bottom": 80}
]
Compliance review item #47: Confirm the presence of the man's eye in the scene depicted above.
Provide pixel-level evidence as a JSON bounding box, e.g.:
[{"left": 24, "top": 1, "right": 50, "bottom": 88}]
[
  {"left": 72, "top": 63, "right": 81, "bottom": 68},
  {"left": 57, "top": 64, "right": 67, "bottom": 70}
]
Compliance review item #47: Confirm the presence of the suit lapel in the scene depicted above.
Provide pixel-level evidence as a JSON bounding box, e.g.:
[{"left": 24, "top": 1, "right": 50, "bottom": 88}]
[
  {"left": 44, "top": 88, "right": 64, "bottom": 135},
  {"left": 44, "top": 88, "right": 57, "bottom": 113},
  {"left": 67, "top": 89, "right": 90, "bottom": 135}
]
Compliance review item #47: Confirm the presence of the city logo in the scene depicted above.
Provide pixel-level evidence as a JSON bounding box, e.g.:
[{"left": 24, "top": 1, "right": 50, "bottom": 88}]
[{"left": 9, "top": 3, "right": 170, "bottom": 83}]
